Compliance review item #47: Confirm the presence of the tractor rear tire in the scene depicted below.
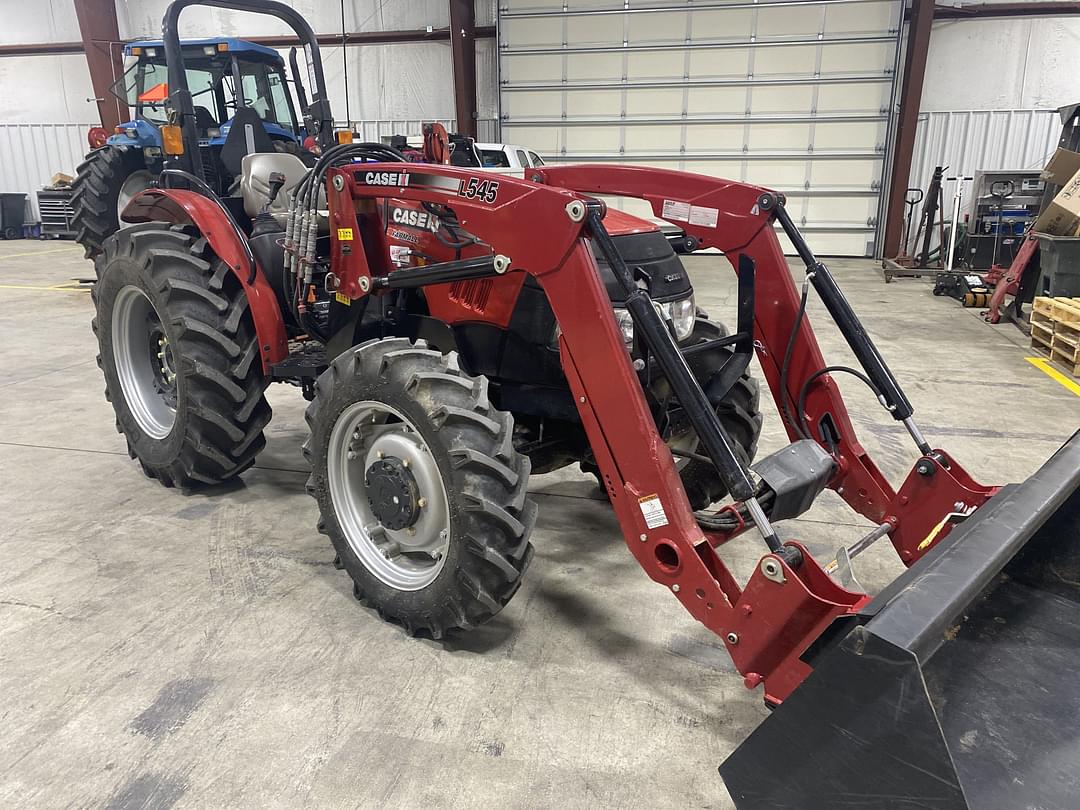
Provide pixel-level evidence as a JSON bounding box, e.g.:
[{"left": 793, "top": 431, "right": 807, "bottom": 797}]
[
  {"left": 92, "top": 223, "right": 272, "bottom": 487},
  {"left": 304, "top": 339, "right": 536, "bottom": 639},
  {"left": 72, "top": 145, "right": 150, "bottom": 258}
]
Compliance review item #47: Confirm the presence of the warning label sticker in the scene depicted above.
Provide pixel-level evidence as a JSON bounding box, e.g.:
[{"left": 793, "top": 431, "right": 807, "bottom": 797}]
[
  {"left": 661, "top": 199, "right": 691, "bottom": 222},
  {"left": 688, "top": 205, "right": 719, "bottom": 228},
  {"left": 638, "top": 494, "right": 670, "bottom": 529}
]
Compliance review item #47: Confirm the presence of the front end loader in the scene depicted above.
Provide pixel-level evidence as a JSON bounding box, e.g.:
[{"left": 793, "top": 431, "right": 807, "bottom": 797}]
[{"left": 84, "top": 2, "right": 1080, "bottom": 806}]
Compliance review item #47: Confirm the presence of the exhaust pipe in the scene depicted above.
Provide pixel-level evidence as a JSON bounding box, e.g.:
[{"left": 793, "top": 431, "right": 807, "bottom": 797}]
[{"left": 721, "top": 430, "right": 1080, "bottom": 809}]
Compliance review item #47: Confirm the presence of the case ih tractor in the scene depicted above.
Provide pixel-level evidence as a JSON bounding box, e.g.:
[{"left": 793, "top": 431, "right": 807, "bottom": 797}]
[
  {"left": 84, "top": 2, "right": 1080, "bottom": 807},
  {"left": 72, "top": 35, "right": 311, "bottom": 257}
]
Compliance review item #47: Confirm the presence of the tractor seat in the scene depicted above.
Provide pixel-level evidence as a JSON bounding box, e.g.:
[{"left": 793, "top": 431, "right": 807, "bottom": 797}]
[
  {"left": 220, "top": 107, "right": 275, "bottom": 180},
  {"left": 193, "top": 105, "right": 217, "bottom": 133},
  {"left": 240, "top": 152, "right": 307, "bottom": 218}
]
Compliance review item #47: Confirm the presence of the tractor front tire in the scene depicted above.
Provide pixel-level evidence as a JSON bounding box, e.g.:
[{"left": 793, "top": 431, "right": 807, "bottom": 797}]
[
  {"left": 679, "top": 318, "right": 763, "bottom": 509},
  {"left": 92, "top": 223, "right": 272, "bottom": 487},
  {"left": 304, "top": 339, "right": 536, "bottom": 639},
  {"left": 72, "top": 145, "right": 152, "bottom": 258}
]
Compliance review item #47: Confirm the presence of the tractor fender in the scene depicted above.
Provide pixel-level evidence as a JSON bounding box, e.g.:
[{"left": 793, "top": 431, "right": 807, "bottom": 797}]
[{"left": 121, "top": 188, "right": 289, "bottom": 372}]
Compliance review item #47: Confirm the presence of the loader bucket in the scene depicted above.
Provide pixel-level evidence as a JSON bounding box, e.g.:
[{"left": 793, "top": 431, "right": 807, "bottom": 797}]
[{"left": 721, "top": 430, "right": 1080, "bottom": 810}]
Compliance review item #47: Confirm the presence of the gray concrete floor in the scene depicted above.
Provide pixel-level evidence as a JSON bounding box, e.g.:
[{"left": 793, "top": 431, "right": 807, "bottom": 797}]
[{"left": 1, "top": 238, "right": 1077, "bottom": 809}]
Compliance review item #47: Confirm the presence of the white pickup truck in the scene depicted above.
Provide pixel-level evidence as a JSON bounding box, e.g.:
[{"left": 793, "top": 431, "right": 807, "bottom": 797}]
[
  {"left": 475, "top": 142, "right": 699, "bottom": 254},
  {"left": 476, "top": 143, "right": 546, "bottom": 170}
]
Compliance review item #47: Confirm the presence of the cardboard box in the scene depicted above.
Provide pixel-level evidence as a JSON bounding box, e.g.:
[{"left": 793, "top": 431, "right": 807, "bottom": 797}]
[
  {"left": 1035, "top": 148, "right": 1080, "bottom": 236},
  {"left": 49, "top": 172, "right": 74, "bottom": 187}
]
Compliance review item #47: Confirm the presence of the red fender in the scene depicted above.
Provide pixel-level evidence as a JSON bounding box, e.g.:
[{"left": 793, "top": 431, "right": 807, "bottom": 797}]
[{"left": 121, "top": 188, "right": 289, "bottom": 372}]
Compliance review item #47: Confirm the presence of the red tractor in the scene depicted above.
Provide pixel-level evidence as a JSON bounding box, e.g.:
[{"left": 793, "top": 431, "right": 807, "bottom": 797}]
[{"left": 84, "top": 2, "right": 1080, "bottom": 807}]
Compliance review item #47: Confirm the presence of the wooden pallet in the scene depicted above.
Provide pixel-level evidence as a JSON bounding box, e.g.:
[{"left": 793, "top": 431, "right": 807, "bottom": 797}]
[
  {"left": 1047, "top": 296, "right": 1080, "bottom": 323},
  {"left": 1032, "top": 296, "right": 1080, "bottom": 376},
  {"left": 1051, "top": 319, "right": 1080, "bottom": 376},
  {"left": 1030, "top": 319, "right": 1055, "bottom": 352}
]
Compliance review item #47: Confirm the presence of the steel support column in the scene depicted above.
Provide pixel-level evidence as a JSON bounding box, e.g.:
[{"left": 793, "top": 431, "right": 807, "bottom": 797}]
[
  {"left": 882, "top": 0, "right": 934, "bottom": 260},
  {"left": 449, "top": 0, "right": 478, "bottom": 139},
  {"left": 73, "top": 0, "right": 126, "bottom": 131}
]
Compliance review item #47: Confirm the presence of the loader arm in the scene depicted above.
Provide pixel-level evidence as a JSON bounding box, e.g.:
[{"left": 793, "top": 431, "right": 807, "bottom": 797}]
[
  {"left": 535, "top": 165, "right": 998, "bottom": 553},
  {"left": 324, "top": 162, "right": 997, "bottom": 703}
]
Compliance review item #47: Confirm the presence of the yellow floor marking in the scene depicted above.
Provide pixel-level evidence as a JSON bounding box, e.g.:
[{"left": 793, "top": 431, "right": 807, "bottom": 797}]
[
  {"left": 1026, "top": 356, "right": 1080, "bottom": 398},
  {"left": 0, "top": 246, "right": 81, "bottom": 260},
  {"left": 0, "top": 283, "right": 90, "bottom": 293}
]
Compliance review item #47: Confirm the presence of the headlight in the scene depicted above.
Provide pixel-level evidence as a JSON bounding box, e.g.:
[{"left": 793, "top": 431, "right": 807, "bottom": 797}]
[
  {"left": 613, "top": 309, "right": 635, "bottom": 347},
  {"left": 669, "top": 295, "right": 696, "bottom": 341},
  {"left": 551, "top": 295, "right": 693, "bottom": 351}
]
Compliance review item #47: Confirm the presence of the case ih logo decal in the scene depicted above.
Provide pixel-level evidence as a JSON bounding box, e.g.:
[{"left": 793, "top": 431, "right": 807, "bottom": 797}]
[
  {"left": 391, "top": 206, "right": 440, "bottom": 233},
  {"left": 458, "top": 177, "right": 500, "bottom": 204},
  {"left": 363, "top": 170, "right": 410, "bottom": 186}
]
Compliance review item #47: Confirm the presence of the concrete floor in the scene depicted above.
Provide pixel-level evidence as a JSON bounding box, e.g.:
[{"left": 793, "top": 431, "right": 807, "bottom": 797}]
[{"left": 1, "top": 237, "right": 1077, "bottom": 809}]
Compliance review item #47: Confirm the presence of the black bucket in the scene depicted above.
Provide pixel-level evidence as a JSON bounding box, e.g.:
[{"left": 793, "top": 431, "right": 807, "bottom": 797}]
[{"left": 721, "top": 430, "right": 1080, "bottom": 809}]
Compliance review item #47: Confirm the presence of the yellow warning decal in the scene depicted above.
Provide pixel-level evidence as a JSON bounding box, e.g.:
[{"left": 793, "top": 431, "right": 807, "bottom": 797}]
[
  {"left": 337, "top": 228, "right": 354, "bottom": 241},
  {"left": 335, "top": 292, "right": 351, "bottom": 305}
]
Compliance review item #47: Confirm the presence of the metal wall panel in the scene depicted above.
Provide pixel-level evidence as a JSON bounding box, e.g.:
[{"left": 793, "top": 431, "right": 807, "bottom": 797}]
[
  {"left": 908, "top": 109, "right": 1061, "bottom": 193},
  {"left": 349, "top": 118, "right": 499, "bottom": 143},
  {"left": 0, "top": 119, "right": 498, "bottom": 223},
  {"left": 497, "top": 0, "right": 904, "bottom": 256},
  {"left": 0, "top": 124, "right": 94, "bottom": 220}
]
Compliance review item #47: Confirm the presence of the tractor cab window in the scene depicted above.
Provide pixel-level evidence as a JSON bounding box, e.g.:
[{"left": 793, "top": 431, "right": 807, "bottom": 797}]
[
  {"left": 225, "top": 59, "right": 296, "bottom": 135},
  {"left": 111, "top": 57, "right": 222, "bottom": 128},
  {"left": 111, "top": 49, "right": 297, "bottom": 137}
]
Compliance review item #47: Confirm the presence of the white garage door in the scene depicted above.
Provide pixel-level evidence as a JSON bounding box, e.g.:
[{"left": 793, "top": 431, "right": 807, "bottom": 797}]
[{"left": 497, "top": 0, "right": 903, "bottom": 256}]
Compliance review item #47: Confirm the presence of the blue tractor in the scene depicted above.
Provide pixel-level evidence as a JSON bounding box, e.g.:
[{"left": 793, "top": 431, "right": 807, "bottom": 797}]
[{"left": 72, "top": 36, "right": 313, "bottom": 256}]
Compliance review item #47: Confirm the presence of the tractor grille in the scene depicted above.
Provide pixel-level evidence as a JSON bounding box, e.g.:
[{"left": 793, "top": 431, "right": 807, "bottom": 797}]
[
  {"left": 199, "top": 146, "right": 221, "bottom": 191},
  {"left": 448, "top": 279, "right": 493, "bottom": 312}
]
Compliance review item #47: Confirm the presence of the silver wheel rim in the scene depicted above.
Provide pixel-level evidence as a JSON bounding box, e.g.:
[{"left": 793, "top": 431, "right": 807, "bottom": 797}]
[
  {"left": 117, "top": 170, "right": 154, "bottom": 225},
  {"left": 327, "top": 401, "right": 451, "bottom": 591},
  {"left": 112, "top": 285, "right": 176, "bottom": 440}
]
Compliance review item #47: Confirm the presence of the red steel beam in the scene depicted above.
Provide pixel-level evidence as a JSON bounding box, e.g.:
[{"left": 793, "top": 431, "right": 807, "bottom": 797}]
[
  {"left": 251, "top": 25, "right": 494, "bottom": 48},
  {"left": 73, "top": 0, "right": 127, "bottom": 131},
  {"left": 928, "top": 2, "right": 1080, "bottom": 19},
  {"left": 449, "top": 0, "right": 479, "bottom": 139},
  {"left": 0, "top": 26, "right": 495, "bottom": 59},
  {"left": 882, "top": 0, "right": 935, "bottom": 260},
  {"left": 0, "top": 42, "right": 85, "bottom": 56}
]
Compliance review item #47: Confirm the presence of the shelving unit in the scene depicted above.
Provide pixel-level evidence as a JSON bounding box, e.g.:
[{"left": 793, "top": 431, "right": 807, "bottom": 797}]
[{"left": 964, "top": 169, "right": 1044, "bottom": 269}]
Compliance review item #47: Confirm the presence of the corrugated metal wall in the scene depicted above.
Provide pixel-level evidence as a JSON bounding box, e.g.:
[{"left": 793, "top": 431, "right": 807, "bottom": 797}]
[
  {"left": 0, "top": 119, "right": 499, "bottom": 223},
  {"left": 0, "top": 124, "right": 94, "bottom": 221},
  {"left": 349, "top": 118, "right": 499, "bottom": 143},
  {"left": 908, "top": 109, "right": 1061, "bottom": 192}
]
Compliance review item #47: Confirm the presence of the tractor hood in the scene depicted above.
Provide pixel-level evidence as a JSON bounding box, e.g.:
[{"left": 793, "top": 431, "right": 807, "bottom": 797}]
[
  {"left": 592, "top": 225, "right": 693, "bottom": 304},
  {"left": 600, "top": 207, "right": 664, "bottom": 237}
]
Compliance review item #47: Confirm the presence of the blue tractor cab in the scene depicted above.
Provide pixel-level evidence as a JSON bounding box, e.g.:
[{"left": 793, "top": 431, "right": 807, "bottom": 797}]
[
  {"left": 108, "top": 38, "right": 303, "bottom": 170},
  {"left": 73, "top": 9, "right": 335, "bottom": 259}
]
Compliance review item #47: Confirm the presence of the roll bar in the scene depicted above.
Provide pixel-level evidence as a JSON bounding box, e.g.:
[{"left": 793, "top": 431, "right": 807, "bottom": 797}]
[{"left": 161, "top": 0, "right": 336, "bottom": 177}]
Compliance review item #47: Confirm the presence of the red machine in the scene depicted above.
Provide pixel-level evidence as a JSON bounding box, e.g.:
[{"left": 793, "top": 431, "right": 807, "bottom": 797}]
[{"left": 87, "top": 2, "right": 1080, "bottom": 807}]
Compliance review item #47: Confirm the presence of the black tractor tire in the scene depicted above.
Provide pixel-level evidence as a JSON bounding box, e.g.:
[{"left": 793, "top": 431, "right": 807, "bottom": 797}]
[
  {"left": 92, "top": 223, "right": 272, "bottom": 487},
  {"left": 584, "top": 318, "right": 763, "bottom": 510},
  {"left": 72, "top": 145, "right": 149, "bottom": 258},
  {"left": 304, "top": 338, "right": 536, "bottom": 639},
  {"left": 679, "top": 318, "right": 763, "bottom": 509}
]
